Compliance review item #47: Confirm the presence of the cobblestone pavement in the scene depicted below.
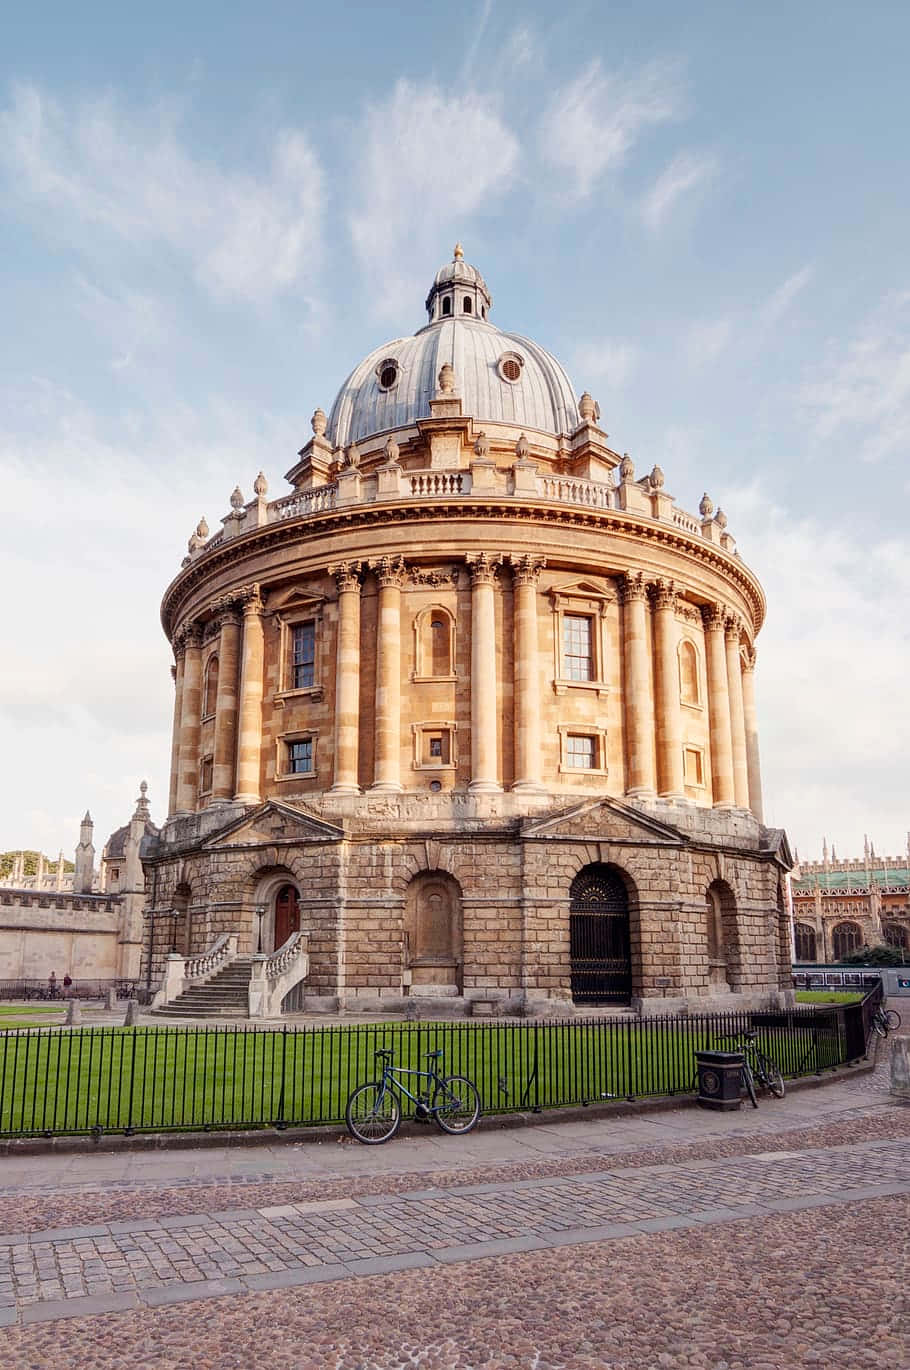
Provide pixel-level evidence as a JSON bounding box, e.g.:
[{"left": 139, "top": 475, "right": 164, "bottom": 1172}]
[{"left": 0, "top": 1050, "right": 906, "bottom": 1367}]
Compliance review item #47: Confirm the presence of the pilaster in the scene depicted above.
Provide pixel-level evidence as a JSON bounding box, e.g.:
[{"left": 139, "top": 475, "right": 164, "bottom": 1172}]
[{"left": 467, "top": 553, "right": 502, "bottom": 793}]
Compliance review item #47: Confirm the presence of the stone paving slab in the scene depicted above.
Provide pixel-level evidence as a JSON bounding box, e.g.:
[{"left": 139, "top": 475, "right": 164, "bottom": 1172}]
[{"left": 0, "top": 1134, "right": 907, "bottom": 1326}]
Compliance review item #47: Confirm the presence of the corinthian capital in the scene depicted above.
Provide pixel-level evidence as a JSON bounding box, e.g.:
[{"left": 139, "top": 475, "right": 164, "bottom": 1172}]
[
  {"left": 329, "top": 561, "right": 362, "bottom": 593},
  {"left": 509, "top": 553, "right": 546, "bottom": 587},
  {"left": 650, "top": 578, "right": 677, "bottom": 612},
  {"left": 466, "top": 552, "right": 502, "bottom": 586},
  {"left": 700, "top": 603, "right": 727, "bottom": 632},
  {"left": 619, "top": 571, "right": 647, "bottom": 605},
  {"left": 724, "top": 612, "right": 744, "bottom": 643},
  {"left": 237, "top": 583, "right": 263, "bottom": 614},
  {"left": 369, "top": 555, "right": 407, "bottom": 588}
]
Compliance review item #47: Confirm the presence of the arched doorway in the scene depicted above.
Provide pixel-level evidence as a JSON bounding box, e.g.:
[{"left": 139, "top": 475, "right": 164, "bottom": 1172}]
[
  {"left": 274, "top": 883, "right": 301, "bottom": 949},
  {"left": 794, "top": 923, "right": 817, "bottom": 962},
  {"left": 404, "top": 872, "right": 463, "bottom": 992},
  {"left": 569, "top": 864, "right": 632, "bottom": 1005}
]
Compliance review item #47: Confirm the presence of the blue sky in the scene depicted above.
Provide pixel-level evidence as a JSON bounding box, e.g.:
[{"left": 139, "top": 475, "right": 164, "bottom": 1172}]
[{"left": 2, "top": 1, "right": 909, "bottom": 864}]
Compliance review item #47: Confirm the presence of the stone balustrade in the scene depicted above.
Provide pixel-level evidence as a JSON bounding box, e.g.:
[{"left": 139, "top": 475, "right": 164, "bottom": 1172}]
[
  {"left": 151, "top": 932, "right": 238, "bottom": 1009},
  {"left": 248, "top": 932, "right": 309, "bottom": 1019}
]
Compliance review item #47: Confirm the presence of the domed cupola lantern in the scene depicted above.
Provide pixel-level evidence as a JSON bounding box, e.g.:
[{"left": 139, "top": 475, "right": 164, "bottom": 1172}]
[{"left": 424, "top": 243, "right": 492, "bottom": 323}]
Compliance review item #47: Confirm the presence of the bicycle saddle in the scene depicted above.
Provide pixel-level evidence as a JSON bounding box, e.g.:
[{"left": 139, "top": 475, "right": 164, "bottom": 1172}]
[
  {"left": 424, "top": 1049, "right": 443, "bottom": 1060},
  {"left": 375, "top": 1048, "right": 393, "bottom": 1059}
]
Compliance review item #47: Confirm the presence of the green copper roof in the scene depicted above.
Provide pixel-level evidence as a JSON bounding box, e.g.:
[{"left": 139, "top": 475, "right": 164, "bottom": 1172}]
[{"left": 792, "top": 866, "right": 910, "bottom": 894}]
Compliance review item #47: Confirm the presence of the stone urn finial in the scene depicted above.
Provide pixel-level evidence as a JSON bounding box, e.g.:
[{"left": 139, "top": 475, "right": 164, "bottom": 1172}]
[
  {"left": 619, "top": 452, "right": 635, "bottom": 481},
  {"left": 474, "top": 430, "right": 489, "bottom": 458},
  {"left": 438, "top": 362, "right": 455, "bottom": 395},
  {"left": 230, "top": 485, "right": 245, "bottom": 511},
  {"left": 385, "top": 435, "right": 400, "bottom": 464},
  {"left": 714, "top": 507, "right": 728, "bottom": 530},
  {"left": 649, "top": 465, "right": 664, "bottom": 491},
  {"left": 579, "top": 391, "right": 596, "bottom": 421},
  {"left": 311, "top": 407, "right": 327, "bottom": 437},
  {"left": 699, "top": 492, "right": 713, "bottom": 519},
  {"left": 196, "top": 517, "right": 209, "bottom": 539},
  {"left": 515, "top": 433, "right": 530, "bottom": 460},
  {"left": 254, "top": 470, "right": 268, "bottom": 498}
]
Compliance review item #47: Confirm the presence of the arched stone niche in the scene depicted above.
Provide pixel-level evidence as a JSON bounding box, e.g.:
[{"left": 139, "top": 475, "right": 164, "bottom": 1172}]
[{"left": 403, "top": 870, "right": 463, "bottom": 993}]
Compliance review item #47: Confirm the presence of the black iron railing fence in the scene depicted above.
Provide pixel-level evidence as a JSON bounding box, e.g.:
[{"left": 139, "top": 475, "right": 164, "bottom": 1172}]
[{"left": 0, "top": 991, "right": 878, "bottom": 1140}]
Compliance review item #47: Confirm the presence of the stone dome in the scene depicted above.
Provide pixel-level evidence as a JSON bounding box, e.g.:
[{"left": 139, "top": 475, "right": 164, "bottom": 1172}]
[{"left": 327, "top": 248, "right": 580, "bottom": 448}]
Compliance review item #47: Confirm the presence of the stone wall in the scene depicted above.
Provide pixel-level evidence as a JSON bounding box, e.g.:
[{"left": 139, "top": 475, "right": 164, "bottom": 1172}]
[{"left": 0, "top": 891, "right": 123, "bottom": 980}]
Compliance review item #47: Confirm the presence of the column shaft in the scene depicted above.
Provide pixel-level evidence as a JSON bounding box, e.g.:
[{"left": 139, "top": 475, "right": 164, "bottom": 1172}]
[
  {"left": 652, "top": 582, "right": 684, "bottom": 798},
  {"left": 621, "top": 574, "right": 656, "bottom": 795},
  {"left": 511, "top": 556, "right": 545, "bottom": 791},
  {"left": 371, "top": 559, "right": 404, "bottom": 791},
  {"left": 702, "top": 606, "right": 735, "bottom": 808},
  {"left": 175, "top": 627, "right": 202, "bottom": 814},
  {"left": 167, "top": 651, "right": 185, "bottom": 817},
  {"left": 330, "top": 565, "right": 362, "bottom": 794},
  {"left": 212, "top": 610, "right": 241, "bottom": 801},
  {"left": 469, "top": 555, "right": 501, "bottom": 792},
  {"left": 234, "top": 592, "right": 264, "bottom": 804},
  {"left": 725, "top": 620, "right": 750, "bottom": 808},
  {"left": 741, "top": 649, "right": 764, "bottom": 820}
]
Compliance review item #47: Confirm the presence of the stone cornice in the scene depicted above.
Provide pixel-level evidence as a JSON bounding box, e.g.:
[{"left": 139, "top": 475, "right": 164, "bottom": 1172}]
[{"left": 161, "top": 499, "right": 766, "bottom": 640}]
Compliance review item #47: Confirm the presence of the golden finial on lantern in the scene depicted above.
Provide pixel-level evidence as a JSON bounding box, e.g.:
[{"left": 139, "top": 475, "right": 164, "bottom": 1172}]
[{"left": 453, "top": 242, "right": 464, "bottom": 260}]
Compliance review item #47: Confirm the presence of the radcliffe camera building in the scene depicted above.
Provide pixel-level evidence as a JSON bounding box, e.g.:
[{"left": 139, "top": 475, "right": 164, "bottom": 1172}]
[{"left": 143, "top": 247, "right": 793, "bottom": 1016}]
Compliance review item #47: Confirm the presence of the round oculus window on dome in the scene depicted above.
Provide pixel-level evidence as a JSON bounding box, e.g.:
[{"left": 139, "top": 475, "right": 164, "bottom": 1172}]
[
  {"left": 498, "top": 352, "right": 524, "bottom": 384},
  {"left": 377, "top": 359, "right": 399, "bottom": 391}
]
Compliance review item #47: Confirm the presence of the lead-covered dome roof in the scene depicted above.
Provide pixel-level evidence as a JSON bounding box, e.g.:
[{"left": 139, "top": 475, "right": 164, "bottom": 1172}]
[{"left": 327, "top": 247, "right": 580, "bottom": 448}]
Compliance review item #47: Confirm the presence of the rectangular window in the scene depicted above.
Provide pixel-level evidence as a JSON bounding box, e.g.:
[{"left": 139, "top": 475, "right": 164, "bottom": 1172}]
[
  {"left": 199, "top": 756, "right": 213, "bottom": 793},
  {"left": 288, "top": 738, "right": 314, "bottom": 774},
  {"left": 563, "top": 614, "right": 594, "bottom": 681},
  {"left": 565, "top": 734, "right": 596, "bottom": 769},
  {"left": 684, "top": 747, "right": 704, "bottom": 786},
  {"left": 424, "top": 732, "right": 450, "bottom": 764},
  {"left": 291, "top": 622, "right": 316, "bottom": 689}
]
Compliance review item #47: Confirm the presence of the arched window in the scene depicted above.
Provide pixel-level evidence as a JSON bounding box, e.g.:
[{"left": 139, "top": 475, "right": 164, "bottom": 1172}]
[
  {"left": 884, "top": 923, "right": 909, "bottom": 951},
  {"left": 832, "top": 921, "right": 863, "bottom": 959},
  {"left": 442, "top": 297, "right": 452, "bottom": 316},
  {"left": 463, "top": 297, "right": 472, "bottom": 314},
  {"left": 202, "top": 655, "right": 219, "bottom": 718},
  {"left": 794, "top": 923, "right": 817, "bottom": 962},
  {"left": 569, "top": 864, "right": 632, "bottom": 1005},
  {"left": 414, "top": 606, "right": 455, "bottom": 679},
  {"left": 705, "top": 880, "right": 736, "bottom": 989},
  {"left": 678, "top": 640, "right": 700, "bottom": 706}
]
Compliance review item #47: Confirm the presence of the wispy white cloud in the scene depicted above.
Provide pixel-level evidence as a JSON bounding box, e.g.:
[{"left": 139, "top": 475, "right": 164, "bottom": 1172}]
[
  {"left": 730, "top": 483, "right": 910, "bottom": 855},
  {"left": 0, "top": 83, "right": 325, "bottom": 306},
  {"left": 349, "top": 81, "right": 519, "bottom": 318},
  {"left": 573, "top": 340, "right": 640, "bottom": 390},
  {"left": 685, "top": 317, "right": 733, "bottom": 369},
  {"left": 800, "top": 291, "right": 910, "bottom": 462},
  {"left": 759, "top": 265, "right": 813, "bottom": 330},
  {"left": 539, "top": 59, "right": 684, "bottom": 197},
  {"left": 502, "top": 24, "right": 540, "bottom": 71},
  {"left": 641, "top": 149, "right": 718, "bottom": 231},
  {"left": 461, "top": 0, "right": 495, "bottom": 82}
]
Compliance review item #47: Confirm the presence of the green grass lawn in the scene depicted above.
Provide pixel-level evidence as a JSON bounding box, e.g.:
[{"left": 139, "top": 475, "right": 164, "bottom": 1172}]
[
  {"left": 0, "top": 1014, "right": 846, "bottom": 1138},
  {"left": 0, "top": 1002, "right": 66, "bottom": 1029},
  {"left": 795, "top": 990, "right": 863, "bottom": 1004}
]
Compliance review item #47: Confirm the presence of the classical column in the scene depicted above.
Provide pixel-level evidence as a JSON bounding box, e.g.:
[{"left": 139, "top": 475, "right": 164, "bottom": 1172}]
[
  {"left": 467, "top": 553, "right": 502, "bottom": 792},
  {"left": 511, "top": 554, "right": 546, "bottom": 792},
  {"left": 725, "top": 616, "right": 750, "bottom": 808},
  {"left": 741, "top": 644, "right": 764, "bottom": 820},
  {"left": 329, "top": 562, "right": 362, "bottom": 795},
  {"left": 370, "top": 556, "right": 405, "bottom": 792},
  {"left": 651, "top": 579, "right": 684, "bottom": 798},
  {"left": 234, "top": 587, "right": 264, "bottom": 804},
  {"left": 175, "top": 624, "right": 202, "bottom": 814},
  {"left": 620, "top": 572, "right": 656, "bottom": 796},
  {"left": 167, "top": 648, "right": 185, "bottom": 817},
  {"left": 211, "top": 606, "right": 241, "bottom": 802},
  {"left": 701, "top": 604, "right": 735, "bottom": 808}
]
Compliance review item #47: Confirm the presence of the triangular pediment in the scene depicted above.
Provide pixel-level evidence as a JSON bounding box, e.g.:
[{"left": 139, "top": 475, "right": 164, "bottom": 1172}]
[
  {"left": 521, "top": 795, "right": 684, "bottom": 846},
  {"left": 268, "top": 584, "right": 327, "bottom": 614},
  {"left": 201, "top": 801, "right": 344, "bottom": 850},
  {"left": 549, "top": 577, "right": 614, "bottom": 603}
]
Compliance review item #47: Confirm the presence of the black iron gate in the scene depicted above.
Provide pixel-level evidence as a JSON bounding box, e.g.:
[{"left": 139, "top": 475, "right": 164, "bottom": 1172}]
[{"left": 569, "top": 865, "right": 632, "bottom": 1004}]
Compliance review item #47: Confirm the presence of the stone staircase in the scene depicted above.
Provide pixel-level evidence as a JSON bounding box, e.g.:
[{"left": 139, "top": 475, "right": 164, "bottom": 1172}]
[{"left": 152, "top": 958, "right": 253, "bottom": 1019}]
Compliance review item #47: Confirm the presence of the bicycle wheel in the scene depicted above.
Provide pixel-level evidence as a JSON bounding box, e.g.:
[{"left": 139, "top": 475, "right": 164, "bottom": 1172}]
[
  {"left": 433, "top": 1075, "right": 481, "bottom": 1134},
  {"left": 345, "top": 1082, "right": 401, "bottom": 1144},
  {"left": 884, "top": 1009, "right": 902, "bottom": 1032},
  {"left": 762, "top": 1062, "right": 785, "bottom": 1099},
  {"left": 871, "top": 1015, "right": 888, "bottom": 1038},
  {"left": 742, "top": 1063, "right": 758, "bottom": 1109}
]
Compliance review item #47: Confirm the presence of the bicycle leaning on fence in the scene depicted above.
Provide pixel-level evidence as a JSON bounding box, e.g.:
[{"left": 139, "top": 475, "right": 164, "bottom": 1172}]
[
  {"left": 870, "top": 1003, "right": 902, "bottom": 1038},
  {"left": 345, "top": 1048, "right": 481, "bottom": 1144},
  {"left": 715, "top": 1030, "right": 786, "bottom": 1108}
]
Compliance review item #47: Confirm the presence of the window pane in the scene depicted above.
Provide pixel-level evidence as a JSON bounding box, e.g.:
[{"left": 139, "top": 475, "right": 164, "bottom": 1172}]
[
  {"left": 563, "top": 614, "right": 593, "bottom": 681},
  {"left": 288, "top": 739, "right": 313, "bottom": 773},
  {"left": 292, "top": 622, "right": 315, "bottom": 689},
  {"left": 565, "top": 734, "right": 595, "bottom": 768}
]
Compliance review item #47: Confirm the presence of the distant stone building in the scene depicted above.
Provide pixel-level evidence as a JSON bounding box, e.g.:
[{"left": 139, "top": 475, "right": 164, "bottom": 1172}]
[
  {"left": 143, "top": 247, "right": 793, "bottom": 1017},
  {"left": 0, "top": 787, "right": 157, "bottom": 982},
  {"left": 791, "top": 837, "right": 910, "bottom": 962}
]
